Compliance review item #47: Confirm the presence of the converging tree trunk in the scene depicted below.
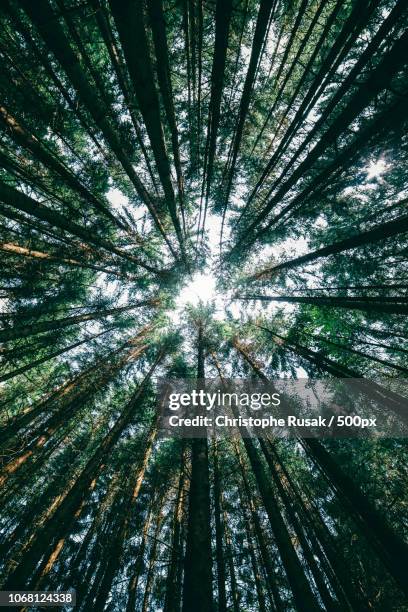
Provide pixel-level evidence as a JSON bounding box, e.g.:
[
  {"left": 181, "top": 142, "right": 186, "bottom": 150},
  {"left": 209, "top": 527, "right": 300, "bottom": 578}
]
[{"left": 182, "top": 322, "right": 213, "bottom": 612}]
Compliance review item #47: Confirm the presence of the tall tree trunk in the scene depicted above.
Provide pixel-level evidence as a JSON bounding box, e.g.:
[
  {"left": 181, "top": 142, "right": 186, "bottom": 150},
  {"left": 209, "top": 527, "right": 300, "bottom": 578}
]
[
  {"left": 236, "top": 333, "right": 408, "bottom": 595},
  {"left": 141, "top": 504, "right": 165, "bottom": 612},
  {"left": 0, "top": 105, "right": 124, "bottom": 230},
  {"left": 182, "top": 322, "right": 213, "bottom": 612},
  {"left": 223, "top": 0, "right": 275, "bottom": 200},
  {"left": 83, "top": 417, "right": 159, "bottom": 610},
  {"left": 126, "top": 507, "right": 154, "bottom": 612},
  {"left": 305, "top": 333, "right": 408, "bottom": 375},
  {"left": 239, "top": 489, "right": 267, "bottom": 612},
  {"left": 212, "top": 439, "right": 227, "bottom": 612},
  {"left": 257, "top": 0, "right": 406, "bottom": 203},
  {"left": 269, "top": 442, "right": 366, "bottom": 611},
  {"left": 0, "top": 330, "right": 151, "bottom": 446},
  {"left": 243, "top": 26, "right": 408, "bottom": 240},
  {"left": 19, "top": 0, "right": 176, "bottom": 257},
  {"left": 221, "top": 0, "right": 275, "bottom": 235},
  {"left": 234, "top": 440, "right": 285, "bottom": 612},
  {"left": 148, "top": 0, "right": 186, "bottom": 231},
  {"left": 63, "top": 471, "right": 122, "bottom": 594},
  {"left": 0, "top": 328, "right": 111, "bottom": 383},
  {"left": 0, "top": 241, "right": 131, "bottom": 279},
  {"left": 164, "top": 446, "right": 187, "bottom": 612},
  {"left": 251, "top": 0, "right": 327, "bottom": 155},
  {"left": 258, "top": 327, "right": 408, "bottom": 422},
  {"left": 89, "top": 0, "right": 160, "bottom": 194},
  {"left": 200, "top": 0, "right": 233, "bottom": 235},
  {"left": 0, "top": 179, "right": 164, "bottom": 273},
  {"left": 223, "top": 504, "right": 240, "bottom": 612}
]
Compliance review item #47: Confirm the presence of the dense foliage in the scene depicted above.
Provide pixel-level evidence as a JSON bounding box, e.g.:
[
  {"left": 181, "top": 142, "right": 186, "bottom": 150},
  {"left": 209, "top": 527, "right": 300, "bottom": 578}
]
[{"left": 0, "top": 0, "right": 407, "bottom": 610}]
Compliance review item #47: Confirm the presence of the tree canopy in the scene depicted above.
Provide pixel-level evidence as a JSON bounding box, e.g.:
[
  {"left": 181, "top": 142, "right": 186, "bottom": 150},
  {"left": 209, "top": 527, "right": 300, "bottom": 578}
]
[{"left": 0, "top": 0, "right": 407, "bottom": 610}]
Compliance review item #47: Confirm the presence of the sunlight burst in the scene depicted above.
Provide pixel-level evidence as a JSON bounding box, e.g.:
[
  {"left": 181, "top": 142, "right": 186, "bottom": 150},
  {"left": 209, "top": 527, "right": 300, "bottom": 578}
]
[{"left": 366, "top": 158, "right": 388, "bottom": 179}]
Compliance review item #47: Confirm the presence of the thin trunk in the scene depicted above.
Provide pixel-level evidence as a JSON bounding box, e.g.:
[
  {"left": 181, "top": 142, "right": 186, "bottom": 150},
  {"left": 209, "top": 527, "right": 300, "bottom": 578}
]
[
  {"left": 239, "top": 294, "right": 408, "bottom": 315},
  {"left": 251, "top": 214, "right": 408, "bottom": 277},
  {"left": 183, "top": 0, "right": 192, "bottom": 169},
  {"left": 200, "top": 0, "right": 233, "bottom": 236},
  {"left": 80, "top": 527, "right": 113, "bottom": 612},
  {"left": 0, "top": 343, "right": 148, "bottom": 488},
  {"left": 243, "top": 26, "right": 408, "bottom": 239},
  {"left": 0, "top": 180, "right": 164, "bottom": 274},
  {"left": 89, "top": 0, "right": 159, "bottom": 193},
  {"left": 240, "top": 335, "right": 405, "bottom": 604},
  {"left": 88, "top": 418, "right": 159, "bottom": 610},
  {"left": 269, "top": 442, "right": 365, "bottom": 611},
  {"left": 197, "top": 0, "right": 203, "bottom": 163},
  {"left": 0, "top": 105, "right": 124, "bottom": 230},
  {"left": 240, "top": 434, "right": 322, "bottom": 612},
  {"left": 126, "top": 508, "right": 154, "bottom": 612},
  {"left": 0, "top": 331, "right": 151, "bottom": 445},
  {"left": 234, "top": 440, "right": 285, "bottom": 612},
  {"left": 251, "top": 0, "right": 325, "bottom": 154},
  {"left": 232, "top": 345, "right": 328, "bottom": 610},
  {"left": 109, "top": 0, "right": 185, "bottom": 258},
  {"left": 148, "top": 0, "right": 186, "bottom": 232},
  {"left": 223, "top": 504, "right": 240, "bottom": 612},
  {"left": 307, "top": 334, "right": 408, "bottom": 375},
  {"left": 239, "top": 490, "right": 267, "bottom": 612},
  {"left": 212, "top": 439, "right": 227, "bottom": 612},
  {"left": 221, "top": 0, "right": 275, "bottom": 221},
  {"left": 303, "top": 438, "right": 408, "bottom": 597},
  {"left": 163, "top": 447, "right": 186, "bottom": 612},
  {"left": 0, "top": 241, "right": 132, "bottom": 279},
  {"left": 232, "top": 338, "right": 268, "bottom": 382},
  {"left": 3, "top": 0, "right": 106, "bottom": 154},
  {"left": 259, "top": 0, "right": 405, "bottom": 202},
  {"left": 0, "top": 328, "right": 110, "bottom": 383},
  {"left": 335, "top": 336, "right": 408, "bottom": 357},
  {"left": 258, "top": 327, "right": 408, "bottom": 422},
  {"left": 246, "top": 0, "right": 364, "bottom": 205},
  {"left": 0, "top": 300, "right": 155, "bottom": 343},
  {"left": 141, "top": 508, "right": 165, "bottom": 612},
  {"left": 63, "top": 472, "right": 122, "bottom": 593},
  {"left": 262, "top": 93, "right": 408, "bottom": 234}
]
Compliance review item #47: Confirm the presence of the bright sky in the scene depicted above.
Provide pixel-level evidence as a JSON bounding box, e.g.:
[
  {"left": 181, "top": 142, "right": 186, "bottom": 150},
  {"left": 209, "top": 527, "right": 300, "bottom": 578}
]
[
  {"left": 366, "top": 158, "right": 388, "bottom": 180},
  {"left": 103, "top": 156, "right": 389, "bottom": 327},
  {"left": 175, "top": 272, "right": 217, "bottom": 307}
]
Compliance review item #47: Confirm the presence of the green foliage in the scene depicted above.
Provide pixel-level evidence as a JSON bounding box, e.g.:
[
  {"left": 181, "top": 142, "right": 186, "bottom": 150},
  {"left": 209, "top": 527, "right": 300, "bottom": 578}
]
[{"left": 0, "top": 0, "right": 407, "bottom": 610}]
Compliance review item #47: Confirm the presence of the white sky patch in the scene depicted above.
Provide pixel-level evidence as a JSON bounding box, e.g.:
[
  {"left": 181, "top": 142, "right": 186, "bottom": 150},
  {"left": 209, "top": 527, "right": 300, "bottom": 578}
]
[
  {"left": 365, "top": 158, "right": 388, "bottom": 180},
  {"left": 106, "top": 186, "right": 147, "bottom": 228},
  {"left": 176, "top": 273, "right": 218, "bottom": 308},
  {"left": 196, "top": 209, "right": 232, "bottom": 259},
  {"left": 106, "top": 187, "right": 129, "bottom": 215},
  {"left": 166, "top": 212, "right": 236, "bottom": 324},
  {"left": 169, "top": 271, "right": 229, "bottom": 324}
]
